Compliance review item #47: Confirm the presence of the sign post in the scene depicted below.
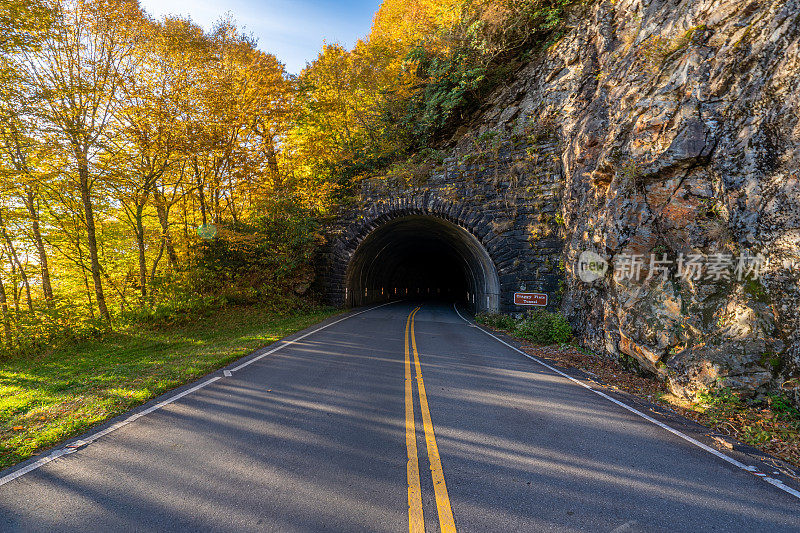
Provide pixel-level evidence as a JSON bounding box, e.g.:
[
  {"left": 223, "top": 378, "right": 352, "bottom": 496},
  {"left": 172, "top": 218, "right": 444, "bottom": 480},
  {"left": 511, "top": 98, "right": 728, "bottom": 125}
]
[{"left": 513, "top": 292, "right": 548, "bottom": 307}]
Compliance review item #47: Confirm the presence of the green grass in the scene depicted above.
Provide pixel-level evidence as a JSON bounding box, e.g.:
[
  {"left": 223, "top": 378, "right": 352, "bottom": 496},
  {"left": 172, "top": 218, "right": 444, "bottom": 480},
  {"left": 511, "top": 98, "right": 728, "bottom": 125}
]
[{"left": 0, "top": 304, "right": 338, "bottom": 470}]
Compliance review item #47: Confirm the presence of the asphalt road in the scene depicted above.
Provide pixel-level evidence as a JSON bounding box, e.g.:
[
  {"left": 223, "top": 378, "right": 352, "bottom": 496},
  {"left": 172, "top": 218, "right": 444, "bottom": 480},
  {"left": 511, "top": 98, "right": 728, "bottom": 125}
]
[{"left": 1, "top": 302, "right": 798, "bottom": 532}]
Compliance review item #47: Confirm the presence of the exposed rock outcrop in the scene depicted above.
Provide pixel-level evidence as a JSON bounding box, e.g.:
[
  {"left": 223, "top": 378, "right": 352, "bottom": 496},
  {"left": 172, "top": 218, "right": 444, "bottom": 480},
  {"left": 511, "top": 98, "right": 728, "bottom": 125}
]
[{"left": 462, "top": 0, "right": 800, "bottom": 401}]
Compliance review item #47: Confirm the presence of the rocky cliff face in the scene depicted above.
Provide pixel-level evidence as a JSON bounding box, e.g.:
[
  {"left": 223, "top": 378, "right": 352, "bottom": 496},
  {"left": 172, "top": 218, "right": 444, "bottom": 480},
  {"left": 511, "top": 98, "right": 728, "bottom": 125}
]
[{"left": 458, "top": 0, "right": 799, "bottom": 401}]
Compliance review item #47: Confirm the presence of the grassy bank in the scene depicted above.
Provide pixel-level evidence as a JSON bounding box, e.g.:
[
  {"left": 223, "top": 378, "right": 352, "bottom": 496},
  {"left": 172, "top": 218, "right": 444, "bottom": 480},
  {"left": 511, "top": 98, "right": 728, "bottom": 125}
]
[{"left": 0, "top": 304, "right": 337, "bottom": 470}]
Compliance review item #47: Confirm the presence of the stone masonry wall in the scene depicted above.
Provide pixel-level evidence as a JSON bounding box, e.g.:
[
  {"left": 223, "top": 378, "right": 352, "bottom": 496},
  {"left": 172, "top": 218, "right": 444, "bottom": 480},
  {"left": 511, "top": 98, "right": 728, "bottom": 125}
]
[{"left": 322, "top": 131, "right": 566, "bottom": 314}]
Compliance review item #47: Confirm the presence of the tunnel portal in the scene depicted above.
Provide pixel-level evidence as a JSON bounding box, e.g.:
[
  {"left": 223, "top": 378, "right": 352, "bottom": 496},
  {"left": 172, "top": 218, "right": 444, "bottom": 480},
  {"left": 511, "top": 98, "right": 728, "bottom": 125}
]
[{"left": 345, "top": 215, "right": 500, "bottom": 312}]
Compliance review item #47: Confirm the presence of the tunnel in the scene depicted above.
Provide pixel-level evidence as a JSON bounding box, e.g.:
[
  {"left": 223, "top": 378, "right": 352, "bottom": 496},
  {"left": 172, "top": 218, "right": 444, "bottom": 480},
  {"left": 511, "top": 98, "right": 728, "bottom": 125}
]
[{"left": 345, "top": 215, "right": 500, "bottom": 312}]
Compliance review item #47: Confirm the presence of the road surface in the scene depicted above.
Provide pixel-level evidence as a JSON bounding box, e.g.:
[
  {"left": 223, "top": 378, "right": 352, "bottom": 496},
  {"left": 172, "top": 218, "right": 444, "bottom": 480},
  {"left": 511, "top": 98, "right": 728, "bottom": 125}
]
[{"left": 1, "top": 302, "right": 798, "bottom": 532}]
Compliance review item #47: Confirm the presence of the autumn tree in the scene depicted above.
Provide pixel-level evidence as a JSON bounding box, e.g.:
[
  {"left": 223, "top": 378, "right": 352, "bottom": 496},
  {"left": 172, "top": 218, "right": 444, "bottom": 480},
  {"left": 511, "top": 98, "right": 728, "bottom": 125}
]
[
  {"left": 0, "top": 0, "right": 55, "bottom": 305},
  {"left": 107, "top": 18, "right": 190, "bottom": 301},
  {"left": 18, "top": 0, "right": 146, "bottom": 321},
  {"left": 0, "top": 0, "right": 559, "bottom": 355},
  {"left": 0, "top": 86, "right": 56, "bottom": 305}
]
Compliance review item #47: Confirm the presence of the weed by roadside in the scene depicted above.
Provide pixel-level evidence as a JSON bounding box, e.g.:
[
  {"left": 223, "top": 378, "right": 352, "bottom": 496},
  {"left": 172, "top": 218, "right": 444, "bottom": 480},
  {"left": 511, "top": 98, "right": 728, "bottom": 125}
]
[
  {"left": 663, "top": 388, "right": 800, "bottom": 467},
  {"left": 475, "top": 312, "right": 517, "bottom": 330},
  {"left": 476, "top": 310, "right": 572, "bottom": 344}
]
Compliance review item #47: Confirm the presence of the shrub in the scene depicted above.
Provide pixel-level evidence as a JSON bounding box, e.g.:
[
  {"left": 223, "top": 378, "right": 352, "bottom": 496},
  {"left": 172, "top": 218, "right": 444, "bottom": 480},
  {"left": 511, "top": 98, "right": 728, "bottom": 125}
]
[
  {"left": 401, "top": 0, "right": 579, "bottom": 144},
  {"left": 495, "top": 314, "right": 518, "bottom": 330},
  {"left": 475, "top": 312, "right": 518, "bottom": 330},
  {"left": 191, "top": 198, "right": 319, "bottom": 297},
  {"left": 475, "top": 312, "right": 494, "bottom": 327},
  {"left": 515, "top": 309, "right": 571, "bottom": 344},
  {"left": 767, "top": 393, "right": 800, "bottom": 422}
]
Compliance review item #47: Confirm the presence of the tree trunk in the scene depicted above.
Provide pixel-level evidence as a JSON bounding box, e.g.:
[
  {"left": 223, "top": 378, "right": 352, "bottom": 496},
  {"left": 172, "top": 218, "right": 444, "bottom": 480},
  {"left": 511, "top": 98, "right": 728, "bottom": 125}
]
[
  {"left": 183, "top": 193, "right": 191, "bottom": 262},
  {"left": 0, "top": 209, "right": 33, "bottom": 312},
  {"left": 183, "top": 194, "right": 189, "bottom": 245},
  {"left": 8, "top": 259, "right": 20, "bottom": 313},
  {"left": 266, "top": 136, "right": 280, "bottom": 178},
  {"left": 197, "top": 184, "right": 207, "bottom": 226},
  {"left": 193, "top": 159, "right": 208, "bottom": 226},
  {"left": 12, "top": 252, "right": 32, "bottom": 312},
  {"left": 25, "top": 190, "right": 54, "bottom": 303},
  {"left": 213, "top": 186, "right": 221, "bottom": 224},
  {"left": 0, "top": 272, "right": 12, "bottom": 347},
  {"left": 135, "top": 203, "right": 147, "bottom": 300},
  {"left": 150, "top": 238, "right": 165, "bottom": 292},
  {"left": 77, "top": 152, "right": 110, "bottom": 322},
  {"left": 153, "top": 188, "right": 178, "bottom": 269}
]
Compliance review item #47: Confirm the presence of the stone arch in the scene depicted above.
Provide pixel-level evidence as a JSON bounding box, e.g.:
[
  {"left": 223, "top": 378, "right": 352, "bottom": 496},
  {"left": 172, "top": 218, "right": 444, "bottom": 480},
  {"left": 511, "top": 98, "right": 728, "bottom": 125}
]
[{"left": 326, "top": 194, "right": 502, "bottom": 312}]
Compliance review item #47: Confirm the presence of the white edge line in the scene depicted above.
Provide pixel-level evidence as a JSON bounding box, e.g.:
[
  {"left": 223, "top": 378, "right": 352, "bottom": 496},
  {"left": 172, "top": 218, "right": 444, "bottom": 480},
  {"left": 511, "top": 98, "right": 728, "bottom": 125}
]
[
  {"left": 452, "top": 304, "right": 800, "bottom": 501},
  {"left": 228, "top": 300, "right": 396, "bottom": 372},
  {"left": 0, "top": 300, "right": 397, "bottom": 487}
]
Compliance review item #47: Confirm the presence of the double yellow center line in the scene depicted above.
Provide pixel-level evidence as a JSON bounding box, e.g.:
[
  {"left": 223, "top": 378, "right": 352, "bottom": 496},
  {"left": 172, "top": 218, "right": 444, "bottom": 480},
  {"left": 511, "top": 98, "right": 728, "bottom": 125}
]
[{"left": 405, "top": 307, "right": 456, "bottom": 533}]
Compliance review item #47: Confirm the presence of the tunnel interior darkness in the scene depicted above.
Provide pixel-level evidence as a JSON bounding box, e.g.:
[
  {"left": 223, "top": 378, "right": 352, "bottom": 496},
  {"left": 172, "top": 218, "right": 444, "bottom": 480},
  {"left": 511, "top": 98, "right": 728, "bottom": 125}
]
[{"left": 345, "top": 215, "right": 500, "bottom": 312}]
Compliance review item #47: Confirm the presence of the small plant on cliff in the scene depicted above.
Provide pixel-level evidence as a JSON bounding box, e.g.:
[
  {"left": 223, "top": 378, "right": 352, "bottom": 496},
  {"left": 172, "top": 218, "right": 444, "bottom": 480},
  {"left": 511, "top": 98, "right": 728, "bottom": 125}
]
[
  {"left": 638, "top": 25, "right": 707, "bottom": 75},
  {"left": 692, "top": 387, "right": 800, "bottom": 449}
]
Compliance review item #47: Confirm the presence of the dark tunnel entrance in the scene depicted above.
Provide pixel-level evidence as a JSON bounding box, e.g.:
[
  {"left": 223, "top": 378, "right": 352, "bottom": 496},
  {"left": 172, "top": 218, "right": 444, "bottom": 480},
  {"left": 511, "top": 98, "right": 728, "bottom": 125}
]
[{"left": 345, "top": 215, "right": 500, "bottom": 312}]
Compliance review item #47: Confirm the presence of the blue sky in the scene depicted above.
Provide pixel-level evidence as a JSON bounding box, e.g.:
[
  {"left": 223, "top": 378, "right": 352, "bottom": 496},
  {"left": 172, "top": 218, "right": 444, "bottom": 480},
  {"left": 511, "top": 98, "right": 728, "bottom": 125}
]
[{"left": 138, "top": 0, "right": 382, "bottom": 74}]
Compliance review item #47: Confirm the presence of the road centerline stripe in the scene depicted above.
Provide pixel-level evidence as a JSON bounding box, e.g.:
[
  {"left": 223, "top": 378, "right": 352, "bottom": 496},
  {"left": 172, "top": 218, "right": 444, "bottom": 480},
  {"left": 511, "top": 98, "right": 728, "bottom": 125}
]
[
  {"left": 411, "top": 307, "right": 457, "bottom": 533},
  {"left": 405, "top": 307, "right": 424, "bottom": 532}
]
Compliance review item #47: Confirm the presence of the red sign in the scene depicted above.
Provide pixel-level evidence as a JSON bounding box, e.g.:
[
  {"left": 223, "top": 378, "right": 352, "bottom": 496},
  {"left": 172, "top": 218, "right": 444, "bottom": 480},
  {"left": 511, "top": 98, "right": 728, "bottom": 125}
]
[{"left": 514, "top": 292, "right": 548, "bottom": 307}]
